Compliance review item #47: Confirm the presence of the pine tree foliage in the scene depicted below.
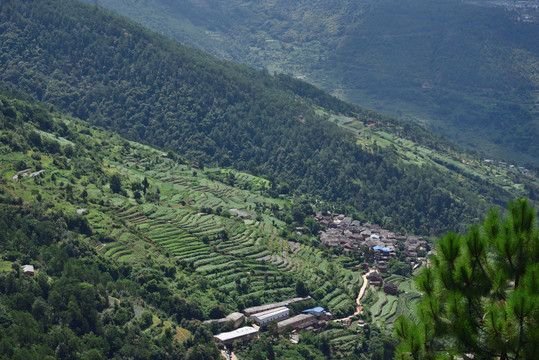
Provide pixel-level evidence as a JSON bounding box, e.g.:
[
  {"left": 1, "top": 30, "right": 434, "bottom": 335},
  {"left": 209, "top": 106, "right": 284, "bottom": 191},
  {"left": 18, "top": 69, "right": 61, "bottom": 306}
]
[{"left": 395, "top": 199, "right": 539, "bottom": 359}]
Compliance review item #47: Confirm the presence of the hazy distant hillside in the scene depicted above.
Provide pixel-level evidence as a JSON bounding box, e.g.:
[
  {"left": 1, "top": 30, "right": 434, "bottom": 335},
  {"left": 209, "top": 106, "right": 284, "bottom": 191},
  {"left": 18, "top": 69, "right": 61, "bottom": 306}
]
[{"left": 86, "top": 0, "right": 539, "bottom": 165}]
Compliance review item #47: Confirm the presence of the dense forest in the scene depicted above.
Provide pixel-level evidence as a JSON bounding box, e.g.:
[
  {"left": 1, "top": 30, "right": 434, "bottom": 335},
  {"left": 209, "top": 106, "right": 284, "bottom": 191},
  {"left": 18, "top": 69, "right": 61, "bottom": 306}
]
[
  {"left": 0, "top": 0, "right": 522, "bottom": 235},
  {"left": 0, "top": 204, "right": 218, "bottom": 360},
  {"left": 86, "top": 0, "right": 539, "bottom": 165},
  {"left": 0, "top": 91, "right": 220, "bottom": 359}
]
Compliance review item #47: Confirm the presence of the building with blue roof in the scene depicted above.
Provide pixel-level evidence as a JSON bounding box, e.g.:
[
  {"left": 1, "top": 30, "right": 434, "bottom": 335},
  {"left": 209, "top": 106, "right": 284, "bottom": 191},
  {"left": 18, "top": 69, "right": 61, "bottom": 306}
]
[{"left": 302, "top": 307, "right": 332, "bottom": 320}]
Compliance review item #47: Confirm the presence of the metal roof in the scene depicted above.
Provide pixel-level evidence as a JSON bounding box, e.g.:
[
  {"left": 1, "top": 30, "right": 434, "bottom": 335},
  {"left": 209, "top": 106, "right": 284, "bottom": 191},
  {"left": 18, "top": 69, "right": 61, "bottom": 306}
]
[
  {"left": 302, "top": 307, "right": 325, "bottom": 313},
  {"left": 277, "top": 314, "right": 314, "bottom": 328},
  {"left": 214, "top": 326, "right": 258, "bottom": 342},
  {"left": 252, "top": 307, "right": 289, "bottom": 321}
]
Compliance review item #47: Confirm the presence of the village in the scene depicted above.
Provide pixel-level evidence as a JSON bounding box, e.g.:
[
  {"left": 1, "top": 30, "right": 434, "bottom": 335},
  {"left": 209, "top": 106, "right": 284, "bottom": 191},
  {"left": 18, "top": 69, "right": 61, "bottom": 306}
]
[
  {"left": 208, "top": 212, "right": 431, "bottom": 354},
  {"left": 314, "top": 212, "right": 429, "bottom": 270}
]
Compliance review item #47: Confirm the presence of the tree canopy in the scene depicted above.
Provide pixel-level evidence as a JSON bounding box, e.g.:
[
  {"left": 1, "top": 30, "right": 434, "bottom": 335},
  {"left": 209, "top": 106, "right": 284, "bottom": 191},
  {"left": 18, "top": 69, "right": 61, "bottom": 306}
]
[
  {"left": 395, "top": 199, "right": 539, "bottom": 359},
  {"left": 0, "top": 0, "right": 521, "bottom": 235}
]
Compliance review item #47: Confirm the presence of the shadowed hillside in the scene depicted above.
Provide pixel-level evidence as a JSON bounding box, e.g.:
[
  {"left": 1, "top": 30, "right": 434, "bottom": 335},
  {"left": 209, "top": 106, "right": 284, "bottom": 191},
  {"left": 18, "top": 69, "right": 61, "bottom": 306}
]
[{"left": 85, "top": 0, "right": 539, "bottom": 164}]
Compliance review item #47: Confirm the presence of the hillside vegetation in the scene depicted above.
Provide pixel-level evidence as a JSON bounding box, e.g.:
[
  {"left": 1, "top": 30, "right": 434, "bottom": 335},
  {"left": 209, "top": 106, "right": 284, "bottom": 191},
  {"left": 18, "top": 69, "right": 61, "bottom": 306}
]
[
  {"left": 1, "top": 90, "right": 535, "bottom": 358},
  {"left": 87, "top": 0, "right": 539, "bottom": 165},
  {"left": 2, "top": 0, "right": 537, "bottom": 236},
  {"left": 0, "top": 89, "right": 375, "bottom": 358}
]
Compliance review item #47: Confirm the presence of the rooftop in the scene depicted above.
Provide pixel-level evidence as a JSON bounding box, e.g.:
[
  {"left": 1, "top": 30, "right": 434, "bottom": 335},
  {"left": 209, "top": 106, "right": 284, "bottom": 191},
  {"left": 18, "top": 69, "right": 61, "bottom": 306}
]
[
  {"left": 243, "top": 297, "right": 310, "bottom": 315},
  {"left": 214, "top": 326, "right": 258, "bottom": 342},
  {"left": 277, "top": 314, "right": 314, "bottom": 328},
  {"left": 252, "top": 307, "right": 289, "bottom": 321},
  {"left": 226, "top": 312, "right": 244, "bottom": 322},
  {"left": 302, "top": 307, "right": 325, "bottom": 314}
]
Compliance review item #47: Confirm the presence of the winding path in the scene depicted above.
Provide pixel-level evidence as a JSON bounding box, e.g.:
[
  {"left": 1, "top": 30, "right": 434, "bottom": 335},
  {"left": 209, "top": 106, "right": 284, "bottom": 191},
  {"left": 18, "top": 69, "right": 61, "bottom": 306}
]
[{"left": 335, "top": 269, "right": 375, "bottom": 323}]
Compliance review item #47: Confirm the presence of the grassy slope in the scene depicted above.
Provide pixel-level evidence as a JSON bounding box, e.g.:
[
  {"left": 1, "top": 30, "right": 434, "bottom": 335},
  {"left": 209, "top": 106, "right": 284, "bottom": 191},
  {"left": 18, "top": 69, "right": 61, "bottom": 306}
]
[
  {"left": 0, "top": 0, "right": 518, "bottom": 236},
  {"left": 2, "top": 94, "right": 534, "bottom": 357}
]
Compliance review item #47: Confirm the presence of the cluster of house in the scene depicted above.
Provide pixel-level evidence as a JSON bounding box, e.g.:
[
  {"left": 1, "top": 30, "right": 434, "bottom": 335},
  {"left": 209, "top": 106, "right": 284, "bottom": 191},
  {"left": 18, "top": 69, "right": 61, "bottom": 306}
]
[
  {"left": 483, "top": 159, "right": 529, "bottom": 172},
  {"left": 314, "top": 213, "right": 428, "bottom": 267},
  {"left": 207, "top": 297, "right": 332, "bottom": 345}
]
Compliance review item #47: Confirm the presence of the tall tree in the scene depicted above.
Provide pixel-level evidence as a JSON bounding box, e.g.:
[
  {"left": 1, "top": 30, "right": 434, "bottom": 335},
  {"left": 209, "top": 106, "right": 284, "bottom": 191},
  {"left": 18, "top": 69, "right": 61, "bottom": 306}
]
[
  {"left": 394, "top": 199, "right": 539, "bottom": 359},
  {"left": 109, "top": 174, "right": 122, "bottom": 194}
]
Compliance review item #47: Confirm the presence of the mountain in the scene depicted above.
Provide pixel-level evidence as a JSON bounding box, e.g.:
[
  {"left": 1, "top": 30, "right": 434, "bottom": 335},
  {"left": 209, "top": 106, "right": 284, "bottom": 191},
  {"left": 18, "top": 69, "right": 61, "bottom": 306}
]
[
  {"left": 1, "top": 2, "right": 538, "bottom": 358},
  {"left": 1, "top": 89, "right": 534, "bottom": 358},
  {"left": 1, "top": 0, "right": 537, "bottom": 236},
  {"left": 85, "top": 0, "right": 539, "bottom": 165}
]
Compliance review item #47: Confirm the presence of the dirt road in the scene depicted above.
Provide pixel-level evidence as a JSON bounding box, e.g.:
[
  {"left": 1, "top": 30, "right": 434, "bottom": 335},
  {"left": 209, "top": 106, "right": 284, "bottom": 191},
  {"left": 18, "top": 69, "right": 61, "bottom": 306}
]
[{"left": 335, "top": 269, "right": 374, "bottom": 322}]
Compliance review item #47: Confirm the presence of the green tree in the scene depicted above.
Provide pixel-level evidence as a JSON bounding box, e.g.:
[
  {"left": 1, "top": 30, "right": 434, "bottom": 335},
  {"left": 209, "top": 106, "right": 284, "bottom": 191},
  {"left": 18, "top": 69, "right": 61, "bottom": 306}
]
[
  {"left": 394, "top": 199, "right": 539, "bottom": 359},
  {"left": 109, "top": 174, "right": 122, "bottom": 194},
  {"left": 81, "top": 188, "right": 88, "bottom": 202},
  {"left": 142, "top": 177, "right": 149, "bottom": 193},
  {"left": 295, "top": 279, "right": 308, "bottom": 297}
]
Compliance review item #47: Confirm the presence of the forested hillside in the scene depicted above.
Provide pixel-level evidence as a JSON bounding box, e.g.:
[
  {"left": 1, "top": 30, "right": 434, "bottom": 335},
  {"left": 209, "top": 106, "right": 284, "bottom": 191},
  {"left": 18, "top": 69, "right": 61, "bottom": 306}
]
[
  {"left": 0, "top": 92, "right": 221, "bottom": 359},
  {"left": 1, "top": 2, "right": 538, "bottom": 357},
  {"left": 0, "top": 0, "right": 536, "bottom": 235},
  {"left": 0, "top": 86, "right": 534, "bottom": 360},
  {"left": 86, "top": 0, "right": 539, "bottom": 165}
]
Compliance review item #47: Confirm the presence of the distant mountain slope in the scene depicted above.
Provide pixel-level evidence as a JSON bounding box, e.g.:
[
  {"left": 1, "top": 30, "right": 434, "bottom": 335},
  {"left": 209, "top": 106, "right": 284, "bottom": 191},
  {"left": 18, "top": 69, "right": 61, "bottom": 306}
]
[
  {"left": 85, "top": 0, "right": 539, "bottom": 165},
  {"left": 0, "top": 0, "right": 530, "bottom": 234}
]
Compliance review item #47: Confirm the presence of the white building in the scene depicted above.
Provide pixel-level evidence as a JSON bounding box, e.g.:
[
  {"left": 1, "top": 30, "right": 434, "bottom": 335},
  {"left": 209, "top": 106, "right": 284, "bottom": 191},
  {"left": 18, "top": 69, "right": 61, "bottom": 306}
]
[
  {"left": 251, "top": 306, "right": 289, "bottom": 326},
  {"left": 214, "top": 326, "right": 259, "bottom": 345},
  {"left": 22, "top": 265, "right": 35, "bottom": 276}
]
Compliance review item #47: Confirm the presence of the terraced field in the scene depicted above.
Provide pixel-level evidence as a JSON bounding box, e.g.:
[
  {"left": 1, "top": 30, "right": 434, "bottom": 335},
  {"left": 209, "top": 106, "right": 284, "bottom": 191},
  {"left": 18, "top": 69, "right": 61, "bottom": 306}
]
[
  {"left": 323, "top": 327, "right": 361, "bottom": 354},
  {"left": 367, "top": 276, "right": 421, "bottom": 328},
  {"left": 4, "top": 117, "right": 366, "bottom": 319},
  {"left": 82, "top": 142, "right": 365, "bottom": 315}
]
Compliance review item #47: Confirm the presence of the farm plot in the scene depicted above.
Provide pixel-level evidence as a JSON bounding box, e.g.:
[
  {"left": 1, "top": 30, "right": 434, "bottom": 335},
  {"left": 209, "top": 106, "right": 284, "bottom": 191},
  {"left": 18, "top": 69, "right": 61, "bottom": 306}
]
[
  {"left": 393, "top": 292, "right": 421, "bottom": 323},
  {"left": 376, "top": 294, "right": 398, "bottom": 326},
  {"left": 319, "top": 328, "right": 360, "bottom": 354},
  {"left": 102, "top": 145, "right": 364, "bottom": 316}
]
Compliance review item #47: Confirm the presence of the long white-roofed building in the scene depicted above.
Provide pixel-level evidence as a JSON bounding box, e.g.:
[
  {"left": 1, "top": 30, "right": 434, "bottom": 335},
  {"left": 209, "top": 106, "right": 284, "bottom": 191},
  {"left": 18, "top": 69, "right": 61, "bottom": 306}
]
[
  {"left": 214, "top": 326, "right": 259, "bottom": 345},
  {"left": 242, "top": 297, "right": 311, "bottom": 316},
  {"left": 251, "top": 306, "right": 289, "bottom": 326}
]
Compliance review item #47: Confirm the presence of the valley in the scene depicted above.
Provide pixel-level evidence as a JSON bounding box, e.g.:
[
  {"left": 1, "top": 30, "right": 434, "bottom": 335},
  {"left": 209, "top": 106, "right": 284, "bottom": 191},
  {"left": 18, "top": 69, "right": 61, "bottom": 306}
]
[
  {"left": 0, "top": 0, "right": 537, "bottom": 358},
  {"left": 0, "top": 90, "right": 425, "bottom": 358}
]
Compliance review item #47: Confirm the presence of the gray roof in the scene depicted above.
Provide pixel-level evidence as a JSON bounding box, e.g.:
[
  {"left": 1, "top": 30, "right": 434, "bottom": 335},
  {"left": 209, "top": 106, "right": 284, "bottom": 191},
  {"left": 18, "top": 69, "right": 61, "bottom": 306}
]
[
  {"left": 277, "top": 314, "right": 315, "bottom": 329},
  {"left": 226, "top": 312, "right": 244, "bottom": 322},
  {"left": 242, "top": 297, "right": 310, "bottom": 316}
]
